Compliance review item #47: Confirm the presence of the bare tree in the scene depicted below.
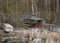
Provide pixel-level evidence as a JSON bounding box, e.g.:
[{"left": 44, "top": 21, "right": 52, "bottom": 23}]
[
  {"left": 32, "top": 0, "right": 35, "bottom": 15},
  {"left": 56, "top": 0, "right": 59, "bottom": 24},
  {"left": 48, "top": 0, "right": 51, "bottom": 23},
  {"left": 53, "top": 0, "right": 57, "bottom": 24},
  {"left": 45, "top": 0, "right": 48, "bottom": 21}
]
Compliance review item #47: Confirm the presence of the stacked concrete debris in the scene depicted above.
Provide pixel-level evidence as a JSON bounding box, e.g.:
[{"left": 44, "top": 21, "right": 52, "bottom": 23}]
[
  {"left": 11, "top": 28, "right": 60, "bottom": 43},
  {"left": 0, "top": 28, "right": 60, "bottom": 43}
]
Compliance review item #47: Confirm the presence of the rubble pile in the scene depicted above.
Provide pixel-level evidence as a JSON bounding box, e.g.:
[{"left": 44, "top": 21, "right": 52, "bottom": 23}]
[
  {"left": 0, "top": 28, "right": 60, "bottom": 43},
  {"left": 11, "top": 28, "right": 60, "bottom": 43}
]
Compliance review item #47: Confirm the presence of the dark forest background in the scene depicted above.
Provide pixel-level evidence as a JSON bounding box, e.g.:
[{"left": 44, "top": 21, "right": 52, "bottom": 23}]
[{"left": 0, "top": 0, "right": 60, "bottom": 27}]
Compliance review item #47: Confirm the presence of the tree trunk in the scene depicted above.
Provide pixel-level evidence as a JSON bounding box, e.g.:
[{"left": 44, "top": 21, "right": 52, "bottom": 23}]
[
  {"left": 56, "top": 0, "right": 59, "bottom": 24},
  {"left": 48, "top": 0, "right": 51, "bottom": 23},
  {"left": 32, "top": 0, "right": 35, "bottom": 15}
]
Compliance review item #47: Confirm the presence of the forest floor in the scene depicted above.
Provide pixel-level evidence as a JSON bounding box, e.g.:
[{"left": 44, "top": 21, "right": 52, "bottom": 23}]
[{"left": 0, "top": 28, "right": 60, "bottom": 43}]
